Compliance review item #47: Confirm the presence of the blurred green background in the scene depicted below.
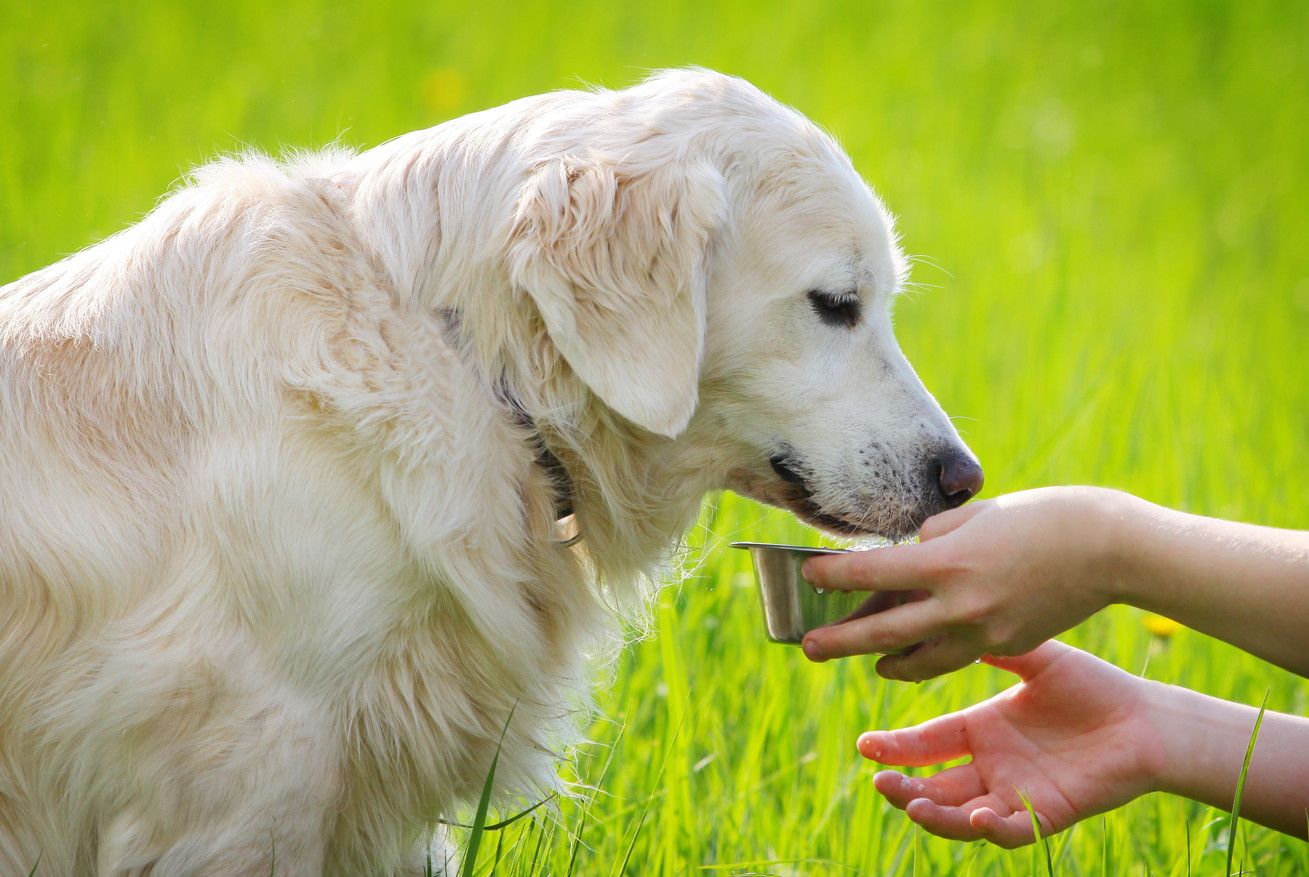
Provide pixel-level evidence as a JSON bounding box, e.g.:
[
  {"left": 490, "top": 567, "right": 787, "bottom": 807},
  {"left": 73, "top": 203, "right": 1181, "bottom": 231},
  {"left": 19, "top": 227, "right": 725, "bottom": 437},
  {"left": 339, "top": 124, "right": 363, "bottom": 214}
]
[{"left": 3, "top": 0, "right": 1308, "bottom": 873}]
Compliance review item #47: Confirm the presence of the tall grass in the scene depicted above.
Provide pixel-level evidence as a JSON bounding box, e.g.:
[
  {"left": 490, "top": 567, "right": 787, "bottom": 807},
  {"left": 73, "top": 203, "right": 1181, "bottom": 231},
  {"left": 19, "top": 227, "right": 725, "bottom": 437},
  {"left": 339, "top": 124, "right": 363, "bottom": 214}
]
[
  {"left": 3, "top": 0, "right": 1307, "bottom": 873},
  {"left": 1227, "top": 695, "right": 1270, "bottom": 877}
]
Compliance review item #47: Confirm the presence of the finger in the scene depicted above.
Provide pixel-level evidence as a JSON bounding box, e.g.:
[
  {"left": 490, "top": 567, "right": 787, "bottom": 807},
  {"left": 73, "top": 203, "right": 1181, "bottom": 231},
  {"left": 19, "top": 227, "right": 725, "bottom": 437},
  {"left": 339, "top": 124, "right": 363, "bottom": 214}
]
[
  {"left": 981, "top": 639, "right": 1074, "bottom": 681},
  {"left": 838, "top": 588, "right": 930, "bottom": 623},
  {"left": 904, "top": 798, "right": 986, "bottom": 842},
  {"left": 970, "top": 806, "right": 1053, "bottom": 849},
  {"left": 856, "top": 713, "right": 970, "bottom": 767},
  {"left": 873, "top": 771, "right": 914, "bottom": 809},
  {"left": 801, "top": 542, "right": 940, "bottom": 591},
  {"left": 917, "top": 500, "right": 990, "bottom": 542},
  {"left": 802, "top": 599, "right": 944, "bottom": 660},
  {"left": 876, "top": 637, "right": 982, "bottom": 682},
  {"left": 873, "top": 765, "right": 986, "bottom": 809}
]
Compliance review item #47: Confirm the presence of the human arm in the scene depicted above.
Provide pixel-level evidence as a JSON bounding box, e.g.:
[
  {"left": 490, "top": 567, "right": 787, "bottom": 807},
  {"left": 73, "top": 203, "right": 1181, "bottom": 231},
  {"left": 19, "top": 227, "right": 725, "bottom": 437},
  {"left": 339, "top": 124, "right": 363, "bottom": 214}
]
[
  {"left": 866, "top": 641, "right": 1309, "bottom": 845},
  {"left": 800, "top": 486, "right": 1309, "bottom": 681}
]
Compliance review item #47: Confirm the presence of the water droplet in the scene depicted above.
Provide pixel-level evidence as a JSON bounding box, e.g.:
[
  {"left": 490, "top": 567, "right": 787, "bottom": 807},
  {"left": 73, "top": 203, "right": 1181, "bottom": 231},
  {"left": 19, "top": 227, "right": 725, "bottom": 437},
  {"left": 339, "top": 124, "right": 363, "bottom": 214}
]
[{"left": 814, "top": 587, "right": 826, "bottom": 595}]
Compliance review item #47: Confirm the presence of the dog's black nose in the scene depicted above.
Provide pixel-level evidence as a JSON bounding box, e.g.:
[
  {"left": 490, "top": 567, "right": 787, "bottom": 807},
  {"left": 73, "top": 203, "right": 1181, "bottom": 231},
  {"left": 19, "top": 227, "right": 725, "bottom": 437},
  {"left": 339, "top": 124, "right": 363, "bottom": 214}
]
[{"left": 933, "top": 452, "right": 984, "bottom": 508}]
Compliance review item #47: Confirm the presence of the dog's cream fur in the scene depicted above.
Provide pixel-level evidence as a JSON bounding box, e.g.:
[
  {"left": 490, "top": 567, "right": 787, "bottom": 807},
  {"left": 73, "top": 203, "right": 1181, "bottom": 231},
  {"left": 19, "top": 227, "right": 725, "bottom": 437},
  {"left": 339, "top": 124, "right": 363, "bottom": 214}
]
[{"left": 0, "top": 69, "right": 977, "bottom": 874}]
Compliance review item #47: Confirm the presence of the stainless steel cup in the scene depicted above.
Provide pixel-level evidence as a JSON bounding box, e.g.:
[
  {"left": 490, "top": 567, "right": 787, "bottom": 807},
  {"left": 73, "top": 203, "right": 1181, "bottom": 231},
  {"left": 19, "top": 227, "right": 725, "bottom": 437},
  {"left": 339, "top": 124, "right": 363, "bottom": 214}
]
[{"left": 731, "top": 541, "right": 867, "bottom": 644}]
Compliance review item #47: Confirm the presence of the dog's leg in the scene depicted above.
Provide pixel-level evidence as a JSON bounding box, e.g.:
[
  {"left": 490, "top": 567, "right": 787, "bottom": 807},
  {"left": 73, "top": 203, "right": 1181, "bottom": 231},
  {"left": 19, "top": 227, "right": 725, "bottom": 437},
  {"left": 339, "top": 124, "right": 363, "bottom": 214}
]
[
  {"left": 92, "top": 760, "right": 338, "bottom": 877},
  {"left": 95, "top": 775, "right": 335, "bottom": 877},
  {"left": 32, "top": 635, "right": 342, "bottom": 877}
]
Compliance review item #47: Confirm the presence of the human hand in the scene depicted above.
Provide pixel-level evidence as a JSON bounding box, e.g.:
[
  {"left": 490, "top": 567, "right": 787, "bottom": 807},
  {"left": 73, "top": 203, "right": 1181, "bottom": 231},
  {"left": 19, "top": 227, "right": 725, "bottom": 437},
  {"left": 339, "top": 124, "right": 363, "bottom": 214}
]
[
  {"left": 801, "top": 486, "right": 1133, "bottom": 680},
  {"left": 863, "top": 641, "right": 1165, "bottom": 847}
]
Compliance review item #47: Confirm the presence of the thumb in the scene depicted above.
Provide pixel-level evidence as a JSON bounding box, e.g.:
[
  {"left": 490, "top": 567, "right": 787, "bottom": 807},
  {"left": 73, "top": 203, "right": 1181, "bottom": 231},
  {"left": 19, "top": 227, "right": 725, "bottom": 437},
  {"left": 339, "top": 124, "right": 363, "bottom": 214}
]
[
  {"left": 917, "top": 500, "right": 989, "bottom": 542},
  {"left": 981, "top": 640, "right": 1073, "bottom": 681}
]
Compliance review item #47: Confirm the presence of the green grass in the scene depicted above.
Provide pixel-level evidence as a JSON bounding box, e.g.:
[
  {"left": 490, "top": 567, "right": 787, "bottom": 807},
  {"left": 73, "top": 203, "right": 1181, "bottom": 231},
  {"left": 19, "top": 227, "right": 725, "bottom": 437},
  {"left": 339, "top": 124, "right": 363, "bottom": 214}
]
[{"left": 4, "top": 0, "right": 1308, "bottom": 873}]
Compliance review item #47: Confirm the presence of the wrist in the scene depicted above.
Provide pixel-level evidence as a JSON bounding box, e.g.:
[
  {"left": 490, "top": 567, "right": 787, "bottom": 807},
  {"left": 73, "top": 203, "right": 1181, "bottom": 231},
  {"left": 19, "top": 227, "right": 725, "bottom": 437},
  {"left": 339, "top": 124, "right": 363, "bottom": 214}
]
[
  {"left": 1140, "top": 679, "right": 1196, "bottom": 795},
  {"left": 1145, "top": 679, "right": 1251, "bottom": 806},
  {"left": 1088, "top": 488, "right": 1155, "bottom": 606}
]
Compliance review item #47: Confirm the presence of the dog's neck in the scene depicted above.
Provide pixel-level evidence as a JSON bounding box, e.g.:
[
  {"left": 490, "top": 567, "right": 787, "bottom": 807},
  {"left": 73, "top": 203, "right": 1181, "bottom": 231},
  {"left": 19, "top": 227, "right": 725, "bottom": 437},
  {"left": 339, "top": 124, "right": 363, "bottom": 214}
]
[
  {"left": 497, "top": 377, "right": 579, "bottom": 543},
  {"left": 500, "top": 361, "right": 718, "bottom": 577},
  {"left": 350, "top": 137, "right": 717, "bottom": 596},
  {"left": 496, "top": 343, "right": 715, "bottom": 598}
]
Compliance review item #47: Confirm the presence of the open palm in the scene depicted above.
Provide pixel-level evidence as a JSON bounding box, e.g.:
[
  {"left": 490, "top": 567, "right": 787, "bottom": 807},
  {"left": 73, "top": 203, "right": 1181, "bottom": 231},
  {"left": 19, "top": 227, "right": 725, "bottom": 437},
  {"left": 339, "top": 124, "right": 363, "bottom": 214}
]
[{"left": 863, "top": 641, "right": 1166, "bottom": 847}]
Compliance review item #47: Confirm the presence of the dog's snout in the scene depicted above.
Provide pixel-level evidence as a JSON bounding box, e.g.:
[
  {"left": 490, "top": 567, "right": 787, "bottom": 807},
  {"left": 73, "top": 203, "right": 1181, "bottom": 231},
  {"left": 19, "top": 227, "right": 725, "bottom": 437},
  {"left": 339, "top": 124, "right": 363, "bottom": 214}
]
[{"left": 933, "top": 452, "right": 984, "bottom": 508}]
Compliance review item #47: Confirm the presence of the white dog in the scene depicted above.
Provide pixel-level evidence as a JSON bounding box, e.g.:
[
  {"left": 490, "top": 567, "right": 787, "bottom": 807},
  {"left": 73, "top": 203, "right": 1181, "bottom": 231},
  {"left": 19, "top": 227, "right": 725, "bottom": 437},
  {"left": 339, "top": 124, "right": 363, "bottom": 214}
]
[{"left": 0, "top": 69, "right": 981, "bottom": 874}]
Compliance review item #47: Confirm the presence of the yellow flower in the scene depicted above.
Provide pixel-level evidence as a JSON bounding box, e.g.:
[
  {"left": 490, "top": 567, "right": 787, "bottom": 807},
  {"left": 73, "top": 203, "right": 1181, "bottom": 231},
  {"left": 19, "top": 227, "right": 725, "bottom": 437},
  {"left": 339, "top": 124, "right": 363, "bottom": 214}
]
[{"left": 1143, "top": 613, "right": 1183, "bottom": 639}]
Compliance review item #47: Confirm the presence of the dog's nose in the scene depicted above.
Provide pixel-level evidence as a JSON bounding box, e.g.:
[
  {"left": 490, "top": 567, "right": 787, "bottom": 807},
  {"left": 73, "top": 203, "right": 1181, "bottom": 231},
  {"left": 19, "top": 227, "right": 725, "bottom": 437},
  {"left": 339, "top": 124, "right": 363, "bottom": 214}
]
[{"left": 934, "top": 452, "right": 984, "bottom": 508}]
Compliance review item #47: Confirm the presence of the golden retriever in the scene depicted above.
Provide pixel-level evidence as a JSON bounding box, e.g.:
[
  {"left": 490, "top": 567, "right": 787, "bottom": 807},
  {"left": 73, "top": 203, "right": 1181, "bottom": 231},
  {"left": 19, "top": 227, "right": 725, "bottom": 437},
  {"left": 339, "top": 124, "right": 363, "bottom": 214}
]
[{"left": 0, "top": 69, "right": 981, "bottom": 874}]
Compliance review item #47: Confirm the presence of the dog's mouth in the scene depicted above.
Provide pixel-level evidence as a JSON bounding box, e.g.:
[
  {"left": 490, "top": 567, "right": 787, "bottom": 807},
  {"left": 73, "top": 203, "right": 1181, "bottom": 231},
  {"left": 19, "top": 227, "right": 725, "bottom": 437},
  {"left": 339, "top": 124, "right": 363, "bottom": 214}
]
[
  {"left": 725, "top": 446, "right": 928, "bottom": 539},
  {"left": 788, "top": 498, "right": 874, "bottom": 537},
  {"left": 724, "top": 451, "right": 915, "bottom": 538},
  {"left": 764, "top": 455, "right": 874, "bottom": 536}
]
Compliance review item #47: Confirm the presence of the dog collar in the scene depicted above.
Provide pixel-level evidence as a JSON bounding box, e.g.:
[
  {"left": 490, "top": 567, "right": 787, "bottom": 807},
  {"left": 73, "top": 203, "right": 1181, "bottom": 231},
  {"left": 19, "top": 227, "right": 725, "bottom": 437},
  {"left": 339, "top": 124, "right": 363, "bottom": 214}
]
[
  {"left": 438, "top": 307, "right": 580, "bottom": 547},
  {"left": 499, "top": 382, "right": 581, "bottom": 547},
  {"left": 509, "top": 398, "right": 581, "bottom": 546}
]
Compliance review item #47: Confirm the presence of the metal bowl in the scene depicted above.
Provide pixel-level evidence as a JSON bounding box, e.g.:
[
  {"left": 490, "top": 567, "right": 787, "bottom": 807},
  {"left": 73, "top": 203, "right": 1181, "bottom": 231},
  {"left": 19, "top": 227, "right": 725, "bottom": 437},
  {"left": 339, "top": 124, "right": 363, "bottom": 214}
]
[{"left": 730, "top": 541, "right": 867, "bottom": 644}]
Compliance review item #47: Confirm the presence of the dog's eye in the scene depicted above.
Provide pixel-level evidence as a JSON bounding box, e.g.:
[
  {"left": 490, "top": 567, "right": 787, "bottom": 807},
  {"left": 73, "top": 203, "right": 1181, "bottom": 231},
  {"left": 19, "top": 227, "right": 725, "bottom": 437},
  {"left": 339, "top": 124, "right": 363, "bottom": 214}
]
[{"left": 807, "top": 290, "right": 861, "bottom": 328}]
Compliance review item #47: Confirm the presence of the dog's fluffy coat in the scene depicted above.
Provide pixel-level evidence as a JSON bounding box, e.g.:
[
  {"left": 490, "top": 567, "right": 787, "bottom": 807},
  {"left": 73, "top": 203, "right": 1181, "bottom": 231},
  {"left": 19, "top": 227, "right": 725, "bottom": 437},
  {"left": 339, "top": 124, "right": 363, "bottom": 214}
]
[{"left": 0, "top": 69, "right": 968, "bottom": 874}]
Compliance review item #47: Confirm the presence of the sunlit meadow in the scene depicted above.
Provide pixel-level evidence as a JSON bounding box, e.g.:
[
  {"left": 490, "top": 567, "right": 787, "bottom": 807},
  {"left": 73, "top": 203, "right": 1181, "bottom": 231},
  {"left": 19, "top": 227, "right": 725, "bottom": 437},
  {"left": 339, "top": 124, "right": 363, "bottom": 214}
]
[{"left": 3, "top": 1, "right": 1308, "bottom": 872}]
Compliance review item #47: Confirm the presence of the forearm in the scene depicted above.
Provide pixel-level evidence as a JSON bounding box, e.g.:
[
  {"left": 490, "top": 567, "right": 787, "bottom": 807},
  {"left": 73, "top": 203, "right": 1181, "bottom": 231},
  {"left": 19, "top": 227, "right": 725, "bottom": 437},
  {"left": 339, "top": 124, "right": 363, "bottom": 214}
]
[
  {"left": 1150, "top": 680, "right": 1309, "bottom": 838},
  {"left": 1108, "top": 494, "right": 1309, "bottom": 676}
]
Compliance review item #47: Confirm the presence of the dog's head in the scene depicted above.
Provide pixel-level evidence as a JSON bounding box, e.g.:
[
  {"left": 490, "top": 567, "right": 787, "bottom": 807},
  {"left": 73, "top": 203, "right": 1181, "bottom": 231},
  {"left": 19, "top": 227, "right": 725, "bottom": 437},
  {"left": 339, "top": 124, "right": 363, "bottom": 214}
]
[{"left": 509, "top": 70, "right": 981, "bottom": 539}]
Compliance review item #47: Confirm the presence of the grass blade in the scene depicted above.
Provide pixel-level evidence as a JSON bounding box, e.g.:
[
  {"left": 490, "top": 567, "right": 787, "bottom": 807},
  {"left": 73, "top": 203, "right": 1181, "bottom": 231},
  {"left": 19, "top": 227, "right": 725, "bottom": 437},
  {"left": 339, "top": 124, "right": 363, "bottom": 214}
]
[
  {"left": 1226, "top": 692, "right": 1268, "bottom": 877},
  {"left": 491, "top": 822, "right": 506, "bottom": 874},
  {"left": 439, "top": 792, "right": 558, "bottom": 832},
  {"left": 1015, "top": 786, "right": 1054, "bottom": 877},
  {"left": 612, "top": 708, "right": 684, "bottom": 877},
  {"left": 568, "top": 721, "right": 628, "bottom": 877},
  {"left": 525, "top": 816, "right": 550, "bottom": 875},
  {"left": 460, "top": 702, "right": 518, "bottom": 877},
  {"left": 614, "top": 806, "right": 651, "bottom": 877},
  {"left": 1184, "top": 814, "right": 1191, "bottom": 877}
]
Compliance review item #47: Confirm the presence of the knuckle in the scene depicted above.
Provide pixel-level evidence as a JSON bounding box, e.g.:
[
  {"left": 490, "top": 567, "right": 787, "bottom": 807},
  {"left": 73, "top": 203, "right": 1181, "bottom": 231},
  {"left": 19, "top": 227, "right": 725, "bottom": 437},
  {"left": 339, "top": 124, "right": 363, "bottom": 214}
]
[
  {"left": 852, "top": 549, "right": 881, "bottom": 568},
  {"left": 932, "top": 556, "right": 976, "bottom": 588},
  {"left": 879, "top": 621, "right": 918, "bottom": 651},
  {"left": 917, "top": 551, "right": 956, "bottom": 580},
  {"left": 869, "top": 632, "right": 897, "bottom": 654},
  {"left": 953, "top": 595, "right": 994, "bottom": 627}
]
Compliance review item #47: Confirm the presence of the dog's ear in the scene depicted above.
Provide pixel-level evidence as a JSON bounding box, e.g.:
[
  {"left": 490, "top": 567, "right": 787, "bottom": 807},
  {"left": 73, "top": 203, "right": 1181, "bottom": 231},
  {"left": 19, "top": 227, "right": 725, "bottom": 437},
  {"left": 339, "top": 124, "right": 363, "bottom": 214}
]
[{"left": 509, "top": 156, "right": 726, "bottom": 438}]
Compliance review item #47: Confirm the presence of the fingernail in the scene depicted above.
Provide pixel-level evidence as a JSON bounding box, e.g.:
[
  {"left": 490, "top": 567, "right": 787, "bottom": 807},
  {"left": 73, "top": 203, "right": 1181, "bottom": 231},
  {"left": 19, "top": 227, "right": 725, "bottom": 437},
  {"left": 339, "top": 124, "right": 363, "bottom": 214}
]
[{"left": 801, "top": 559, "right": 818, "bottom": 581}]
